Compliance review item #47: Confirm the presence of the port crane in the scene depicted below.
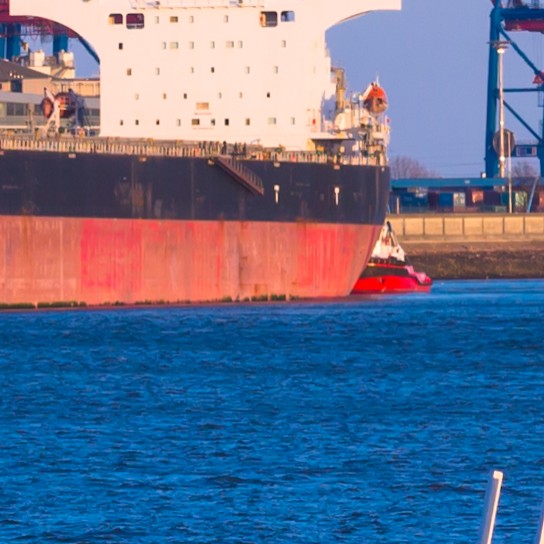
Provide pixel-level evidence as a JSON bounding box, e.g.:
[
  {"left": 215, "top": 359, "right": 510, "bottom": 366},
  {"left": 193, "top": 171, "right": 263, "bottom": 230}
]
[
  {"left": 0, "top": 0, "right": 98, "bottom": 63},
  {"left": 486, "top": 0, "right": 544, "bottom": 193}
]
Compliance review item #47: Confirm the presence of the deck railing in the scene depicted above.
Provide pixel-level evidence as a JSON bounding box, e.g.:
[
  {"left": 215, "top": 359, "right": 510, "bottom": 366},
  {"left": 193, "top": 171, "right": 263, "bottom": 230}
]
[{"left": 0, "top": 134, "right": 386, "bottom": 167}]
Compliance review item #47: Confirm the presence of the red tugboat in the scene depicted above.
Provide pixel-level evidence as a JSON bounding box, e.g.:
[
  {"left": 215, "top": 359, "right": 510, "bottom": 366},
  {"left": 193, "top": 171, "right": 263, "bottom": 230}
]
[{"left": 352, "top": 221, "right": 432, "bottom": 294}]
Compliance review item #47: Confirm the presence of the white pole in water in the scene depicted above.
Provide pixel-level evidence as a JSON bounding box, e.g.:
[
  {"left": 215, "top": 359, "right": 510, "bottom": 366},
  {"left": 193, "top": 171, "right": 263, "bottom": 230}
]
[
  {"left": 533, "top": 493, "right": 544, "bottom": 544},
  {"left": 477, "top": 470, "right": 503, "bottom": 544}
]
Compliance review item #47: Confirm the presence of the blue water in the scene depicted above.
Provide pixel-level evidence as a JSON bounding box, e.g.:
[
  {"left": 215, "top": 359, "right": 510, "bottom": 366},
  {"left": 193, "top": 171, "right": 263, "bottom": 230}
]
[{"left": 1, "top": 280, "right": 544, "bottom": 543}]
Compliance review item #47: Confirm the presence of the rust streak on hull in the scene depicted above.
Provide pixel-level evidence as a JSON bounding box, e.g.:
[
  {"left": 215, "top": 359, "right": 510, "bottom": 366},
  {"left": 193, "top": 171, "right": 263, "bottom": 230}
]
[{"left": 0, "top": 216, "right": 381, "bottom": 305}]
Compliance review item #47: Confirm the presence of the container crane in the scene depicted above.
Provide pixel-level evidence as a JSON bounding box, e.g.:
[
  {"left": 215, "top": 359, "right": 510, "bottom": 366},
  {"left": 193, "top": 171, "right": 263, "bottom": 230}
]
[
  {"left": 486, "top": 0, "right": 544, "bottom": 186},
  {"left": 0, "top": 0, "right": 97, "bottom": 64}
]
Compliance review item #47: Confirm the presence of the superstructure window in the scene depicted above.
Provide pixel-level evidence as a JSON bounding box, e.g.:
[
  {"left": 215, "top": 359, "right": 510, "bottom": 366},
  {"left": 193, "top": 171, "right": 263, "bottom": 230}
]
[
  {"left": 6, "top": 103, "right": 26, "bottom": 116},
  {"left": 268, "top": 117, "right": 277, "bottom": 125},
  {"left": 192, "top": 119, "right": 200, "bottom": 126},
  {"left": 281, "top": 11, "right": 295, "bottom": 22},
  {"left": 118, "top": 43, "right": 124, "bottom": 50},
  {"left": 170, "top": 16, "right": 178, "bottom": 23},
  {"left": 109, "top": 13, "right": 123, "bottom": 25},
  {"left": 260, "top": 11, "right": 278, "bottom": 27},
  {"left": 196, "top": 102, "right": 209, "bottom": 111},
  {"left": 126, "top": 13, "right": 144, "bottom": 29},
  {"left": 170, "top": 42, "right": 179, "bottom": 49}
]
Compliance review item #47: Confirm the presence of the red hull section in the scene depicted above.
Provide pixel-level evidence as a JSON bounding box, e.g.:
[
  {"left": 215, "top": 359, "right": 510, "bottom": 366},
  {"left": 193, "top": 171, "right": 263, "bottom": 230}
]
[
  {"left": 0, "top": 217, "right": 381, "bottom": 305},
  {"left": 351, "top": 263, "right": 432, "bottom": 294}
]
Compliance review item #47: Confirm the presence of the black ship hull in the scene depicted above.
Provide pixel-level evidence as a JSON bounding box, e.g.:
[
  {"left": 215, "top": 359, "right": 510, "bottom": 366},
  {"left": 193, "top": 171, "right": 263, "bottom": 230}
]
[{"left": 0, "top": 148, "right": 390, "bottom": 305}]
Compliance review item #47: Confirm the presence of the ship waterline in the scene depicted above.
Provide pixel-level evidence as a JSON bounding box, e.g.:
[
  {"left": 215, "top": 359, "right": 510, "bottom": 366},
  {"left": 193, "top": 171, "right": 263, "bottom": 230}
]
[{"left": 0, "top": 216, "right": 381, "bottom": 305}]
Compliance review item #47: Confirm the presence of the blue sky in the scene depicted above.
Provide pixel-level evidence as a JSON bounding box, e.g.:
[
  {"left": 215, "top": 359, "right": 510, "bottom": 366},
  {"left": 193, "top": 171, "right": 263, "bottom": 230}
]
[
  {"left": 65, "top": 1, "right": 544, "bottom": 177},
  {"left": 327, "top": 0, "right": 544, "bottom": 177}
]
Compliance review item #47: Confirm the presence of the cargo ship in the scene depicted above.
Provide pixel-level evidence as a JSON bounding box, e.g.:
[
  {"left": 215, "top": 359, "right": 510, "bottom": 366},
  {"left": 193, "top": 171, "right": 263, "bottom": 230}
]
[{"left": 0, "top": 0, "right": 401, "bottom": 306}]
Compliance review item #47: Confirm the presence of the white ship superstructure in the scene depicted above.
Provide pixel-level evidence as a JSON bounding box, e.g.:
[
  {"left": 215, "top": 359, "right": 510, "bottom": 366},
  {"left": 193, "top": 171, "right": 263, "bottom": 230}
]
[{"left": 10, "top": 0, "right": 400, "bottom": 149}]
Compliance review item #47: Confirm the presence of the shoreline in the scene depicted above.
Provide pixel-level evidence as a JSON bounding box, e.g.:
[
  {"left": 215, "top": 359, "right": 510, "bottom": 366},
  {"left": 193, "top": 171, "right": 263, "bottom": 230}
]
[
  {"left": 402, "top": 241, "right": 544, "bottom": 280},
  {"left": 387, "top": 214, "right": 544, "bottom": 280}
]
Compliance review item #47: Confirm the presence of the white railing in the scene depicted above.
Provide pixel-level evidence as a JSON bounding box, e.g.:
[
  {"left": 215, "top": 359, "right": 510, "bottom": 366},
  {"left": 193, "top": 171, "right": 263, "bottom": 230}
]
[{"left": 0, "top": 134, "right": 386, "bottom": 167}]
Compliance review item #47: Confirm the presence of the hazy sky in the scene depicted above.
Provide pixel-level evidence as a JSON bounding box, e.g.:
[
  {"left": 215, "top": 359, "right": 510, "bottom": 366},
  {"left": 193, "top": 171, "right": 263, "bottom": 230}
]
[{"left": 67, "top": 0, "right": 544, "bottom": 177}]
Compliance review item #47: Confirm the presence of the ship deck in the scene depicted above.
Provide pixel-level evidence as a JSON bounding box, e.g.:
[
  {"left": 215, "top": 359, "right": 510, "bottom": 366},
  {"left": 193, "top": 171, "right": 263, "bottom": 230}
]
[{"left": 0, "top": 133, "right": 386, "bottom": 167}]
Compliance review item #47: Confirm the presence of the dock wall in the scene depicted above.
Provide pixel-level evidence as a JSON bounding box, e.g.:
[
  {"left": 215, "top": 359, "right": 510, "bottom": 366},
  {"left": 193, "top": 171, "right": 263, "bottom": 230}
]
[
  {"left": 388, "top": 213, "right": 544, "bottom": 243},
  {"left": 388, "top": 213, "right": 544, "bottom": 280}
]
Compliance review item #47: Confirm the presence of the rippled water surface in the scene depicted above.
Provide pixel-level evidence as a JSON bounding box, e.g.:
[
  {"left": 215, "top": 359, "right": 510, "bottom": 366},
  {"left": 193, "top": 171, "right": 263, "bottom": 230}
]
[{"left": 1, "top": 279, "right": 544, "bottom": 543}]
